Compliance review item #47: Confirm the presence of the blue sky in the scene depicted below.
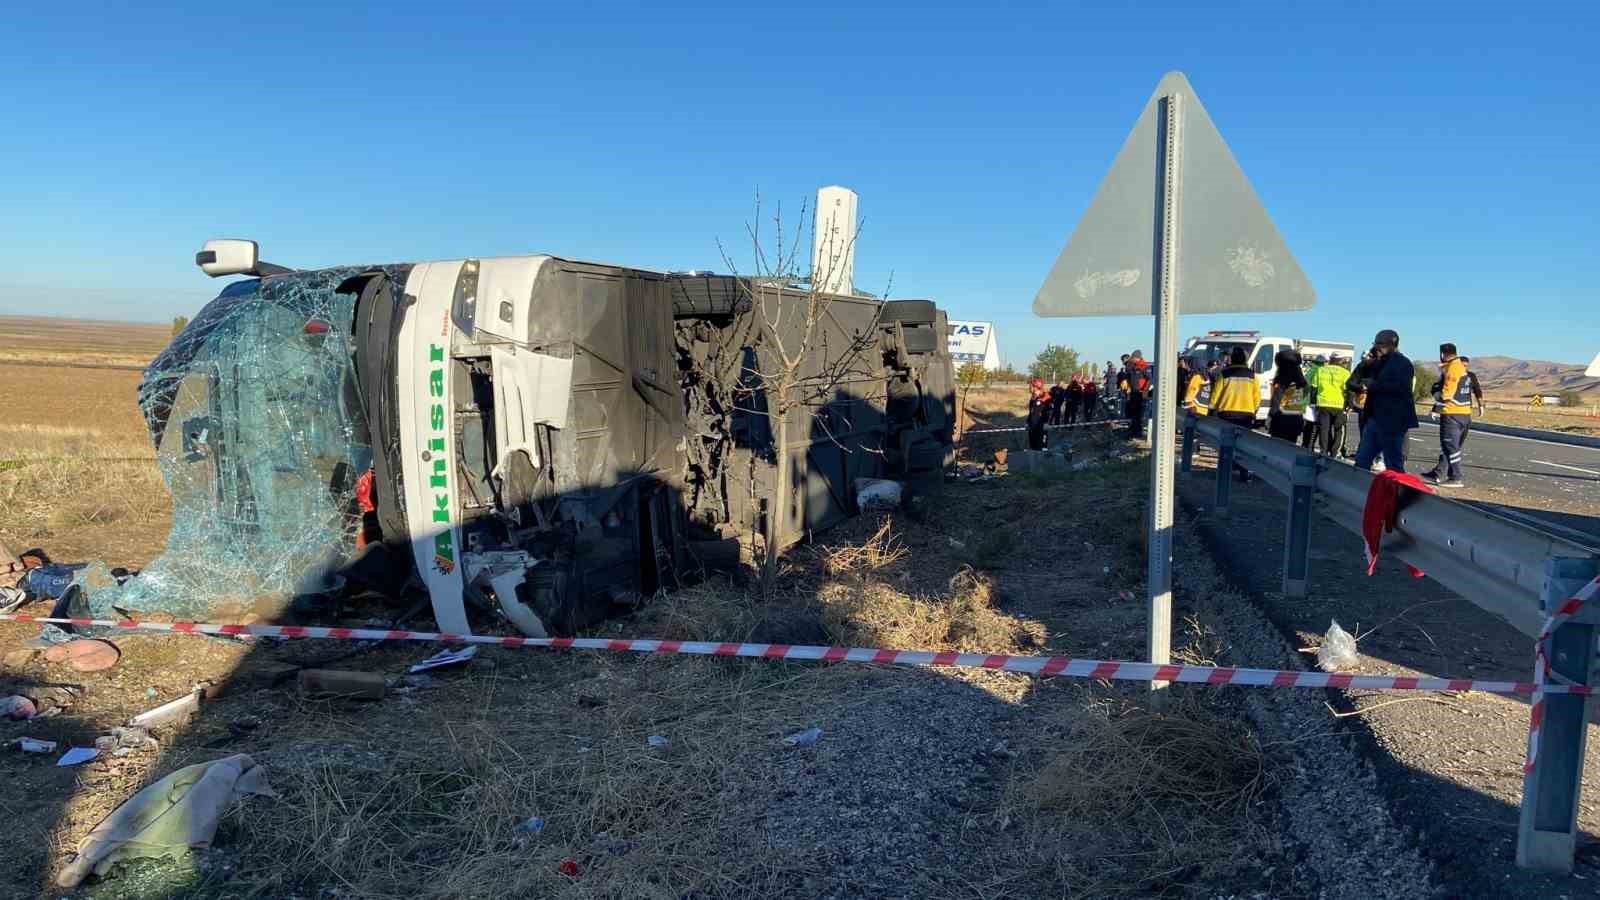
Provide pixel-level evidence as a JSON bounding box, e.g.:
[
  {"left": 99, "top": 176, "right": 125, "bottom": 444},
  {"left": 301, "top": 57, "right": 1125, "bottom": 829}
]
[{"left": 1, "top": 2, "right": 1594, "bottom": 367}]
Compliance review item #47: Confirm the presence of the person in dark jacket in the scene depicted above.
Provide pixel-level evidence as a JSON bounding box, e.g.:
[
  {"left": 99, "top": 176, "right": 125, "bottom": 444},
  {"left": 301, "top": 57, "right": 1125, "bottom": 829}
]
[
  {"left": 1081, "top": 378, "right": 1098, "bottom": 421},
  {"left": 1026, "top": 377, "right": 1051, "bottom": 451},
  {"left": 1352, "top": 329, "right": 1420, "bottom": 472},
  {"left": 1048, "top": 381, "right": 1066, "bottom": 425},
  {"left": 1267, "top": 349, "right": 1310, "bottom": 443},
  {"left": 1064, "top": 376, "right": 1084, "bottom": 424}
]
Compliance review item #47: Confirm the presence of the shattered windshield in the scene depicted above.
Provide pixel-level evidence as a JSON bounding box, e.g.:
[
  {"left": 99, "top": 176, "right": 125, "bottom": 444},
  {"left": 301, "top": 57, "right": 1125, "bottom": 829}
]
[{"left": 102, "top": 269, "right": 371, "bottom": 620}]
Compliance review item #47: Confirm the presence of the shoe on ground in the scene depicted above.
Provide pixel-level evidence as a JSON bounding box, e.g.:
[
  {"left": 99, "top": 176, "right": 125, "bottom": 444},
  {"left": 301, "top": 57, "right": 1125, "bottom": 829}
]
[
  {"left": 1420, "top": 470, "right": 1440, "bottom": 483},
  {"left": 1438, "top": 479, "right": 1465, "bottom": 488}
]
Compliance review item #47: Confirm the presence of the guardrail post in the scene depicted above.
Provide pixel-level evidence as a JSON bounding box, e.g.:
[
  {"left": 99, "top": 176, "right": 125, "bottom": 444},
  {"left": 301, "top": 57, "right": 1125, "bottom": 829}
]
[
  {"left": 1517, "top": 556, "right": 1600, "bottom": 872},
  {"left": 1214, "top": 425, "right": 1236, "bottom": 516},
  {"left": 1281, "top": 452, "right": 1317, "bottom": 597},
  {"left": 1181, "top": 415, "right": 1196, "bottom": 473}
]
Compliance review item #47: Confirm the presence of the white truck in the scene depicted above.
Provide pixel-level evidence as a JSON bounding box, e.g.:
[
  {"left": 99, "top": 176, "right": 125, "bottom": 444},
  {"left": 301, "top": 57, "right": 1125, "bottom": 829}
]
[{"left": 1183, "top": 330, "right": 1356, "bottom": 421}]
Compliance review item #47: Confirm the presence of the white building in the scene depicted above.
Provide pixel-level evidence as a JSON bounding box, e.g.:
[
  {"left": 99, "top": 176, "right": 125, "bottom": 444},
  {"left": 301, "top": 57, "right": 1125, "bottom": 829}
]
[{"left": 947, "top": 320, "right": 1001, "bottom": 371}]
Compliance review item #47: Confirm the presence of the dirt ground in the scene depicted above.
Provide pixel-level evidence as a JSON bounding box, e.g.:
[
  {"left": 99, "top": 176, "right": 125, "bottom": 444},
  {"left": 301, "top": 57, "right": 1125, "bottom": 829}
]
[{"left": 0, "top": 315, "right": 172, "bottom": 370}]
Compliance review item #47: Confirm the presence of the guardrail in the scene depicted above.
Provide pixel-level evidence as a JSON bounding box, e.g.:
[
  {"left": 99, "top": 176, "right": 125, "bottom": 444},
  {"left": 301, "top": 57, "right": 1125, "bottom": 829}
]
[
  {"left": 1426, "top": 417, "right": 1600, "bottom": 451},
  {"left": 1179, "top": 412, "right": 1600, "bottom": 873}
]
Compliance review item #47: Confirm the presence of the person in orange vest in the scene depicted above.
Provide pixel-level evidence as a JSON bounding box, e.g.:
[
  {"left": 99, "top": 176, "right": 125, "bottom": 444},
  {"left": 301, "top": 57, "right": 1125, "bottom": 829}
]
[
  {"left": 1422, "top": 342, "right": 1472, "bottom": 487},
  {"left": 1124, "top": 351, "right": 1151, "bottom": 439}
]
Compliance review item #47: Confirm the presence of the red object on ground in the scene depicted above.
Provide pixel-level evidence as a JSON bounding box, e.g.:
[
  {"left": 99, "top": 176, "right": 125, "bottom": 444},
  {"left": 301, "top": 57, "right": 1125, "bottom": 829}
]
[
  {"left": 41, "top": 639, "right": 121, "bottom": 672},
  {"left": 557, "top": 858, "right": 580, "bottom": 878},
  {"left": 1361, "top": 470, "right": 1433, "bottom": 577}
]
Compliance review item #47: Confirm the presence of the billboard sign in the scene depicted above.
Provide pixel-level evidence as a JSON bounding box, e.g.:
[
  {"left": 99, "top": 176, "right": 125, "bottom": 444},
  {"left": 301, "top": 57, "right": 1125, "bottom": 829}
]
[{"left": 947, "top": 320, "right": 1000, "bottom": 370}]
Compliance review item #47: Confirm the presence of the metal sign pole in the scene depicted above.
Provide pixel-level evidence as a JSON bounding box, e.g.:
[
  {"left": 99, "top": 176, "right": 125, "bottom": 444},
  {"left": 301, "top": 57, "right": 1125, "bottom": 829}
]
[{"left": 1148, "top": 92, "right": 1183, "bottom": 688}]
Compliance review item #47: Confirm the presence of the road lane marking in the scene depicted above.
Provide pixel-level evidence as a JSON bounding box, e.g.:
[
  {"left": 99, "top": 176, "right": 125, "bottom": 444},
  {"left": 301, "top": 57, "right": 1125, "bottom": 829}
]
[{"left": 1530, "top": 458, "right": 1600, "bottom": 477}]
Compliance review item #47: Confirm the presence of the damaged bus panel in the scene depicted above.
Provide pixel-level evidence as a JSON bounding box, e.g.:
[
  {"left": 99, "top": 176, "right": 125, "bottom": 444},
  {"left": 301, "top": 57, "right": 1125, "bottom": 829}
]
[{"left": 135, "top": 245, "right": 956, "bottom": 636}]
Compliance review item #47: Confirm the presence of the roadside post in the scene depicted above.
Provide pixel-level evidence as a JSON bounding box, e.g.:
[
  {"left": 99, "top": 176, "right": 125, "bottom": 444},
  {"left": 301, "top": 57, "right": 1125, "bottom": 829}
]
[
  {"left": 1033, "top": 71, "right": 1315, "bottom": 688},
  {"left": 1282, "top": 451, "right": 1318, "bottom": 597},
  {"left": 1517, "top": 556, "right": 1600, "bottom": 871}
]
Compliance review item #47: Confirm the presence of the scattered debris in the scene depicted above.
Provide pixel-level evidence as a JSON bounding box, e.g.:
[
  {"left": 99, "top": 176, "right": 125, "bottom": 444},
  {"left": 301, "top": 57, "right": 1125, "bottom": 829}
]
[
  {"left": 647, "top": 735, "right": 669, "bottom": 749},
  {"left": 854, "top": 478, "right": 904, "bottom": 511},
  {"left": 25, "top": 623, "right": 72, "bottom": 648},
  {"left": 512, "top": 816, "right": 545, "bottom": 839},
  {"left": 129, "top": 689, "right": 201, "bottom": 730},
  {"left": 2, "top": 695, "right": 36, "bottom": 720},
  {"left": 55, "top": 753, "right": 276, "bottom": 888},
  {"left": 2, "top": 647, "right": 35, "bottom": 668},
  {"left": 783, "top": 727, "right": 823, "bottom": 748},
  {"left": 408, "top": 646, "right": 478, "bottom": 673},
  {"left": 41, "top": 638, "right": 121, "bottom": 672},
  {"left": 399, "top": 673, "right": 435, "bottom": 690},
  {"left": 297, "top": 669, "right": 387, "bottom": 701},
  {"left": 145, "top": 687, "right": 159, "bottom": 699},
  {"left": 557, "top": 858, "right": 581, "bottom": 878},
  {"left": 57, "top": 746, "right": 99, "bottom": 766},
  {"left": 0, "top": 585, "right": 25, "bottom": 613},
  {"left": 13, "top": 737, "right": 57, "bottom": 754},
  {"left": 1317, "top": 620, "right": 1359, "bottom": 673},
  {"left": 1116, "top": 590, "right": 1135, "bottom": 602},
  {"left": 94, "top": 726, "right": 159, "bottom": 756}
]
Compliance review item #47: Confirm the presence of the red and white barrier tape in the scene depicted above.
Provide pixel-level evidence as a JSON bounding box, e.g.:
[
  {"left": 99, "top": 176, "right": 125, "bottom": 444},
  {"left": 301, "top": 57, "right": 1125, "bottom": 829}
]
[
  {"left": 1, "top": 613, "right": 1584, "bottom": 696},
  {"left": 962, "top": 420, "right": 1126, "bottom": 436},
  {"left": 1524, "top": 574, "right": 1600, "bottom": 773}
]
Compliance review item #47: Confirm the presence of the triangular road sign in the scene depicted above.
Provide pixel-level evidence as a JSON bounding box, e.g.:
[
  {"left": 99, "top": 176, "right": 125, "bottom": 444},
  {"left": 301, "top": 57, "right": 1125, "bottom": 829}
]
[
  {"left": 1587, "top": 352, "right": 1600, "bottom": 378},
  {"left": 1034, "top": 71, "right": 1315, "bottom": 317}
]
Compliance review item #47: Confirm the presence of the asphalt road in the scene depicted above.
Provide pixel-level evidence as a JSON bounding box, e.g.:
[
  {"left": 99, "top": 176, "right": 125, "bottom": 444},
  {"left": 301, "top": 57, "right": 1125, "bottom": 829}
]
[{"left": 1406, "top": 420, "right": 1600, "bottom": 547}]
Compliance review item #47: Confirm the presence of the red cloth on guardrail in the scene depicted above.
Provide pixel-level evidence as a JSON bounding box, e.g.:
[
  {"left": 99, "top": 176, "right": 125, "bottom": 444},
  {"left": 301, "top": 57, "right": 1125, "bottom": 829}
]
[{"left": 1362, "top": 470, "right": 1433, "bottom": 577}]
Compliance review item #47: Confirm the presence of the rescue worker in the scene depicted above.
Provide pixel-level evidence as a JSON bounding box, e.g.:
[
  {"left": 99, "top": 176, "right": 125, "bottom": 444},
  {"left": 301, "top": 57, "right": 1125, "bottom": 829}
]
[
  {"left": 1124, "top": 351, "right": 1151, "bottom": 439},
  {"left": 1064, "top": 376, "right": 1084, "bottom": 424},
  {"left": 1082, "top": 377, "right": 1099, "bottom": 421},
  {"left": 1267, "top": 349, "right": 1311, "bottom": 443},
  {"left": 1104, "top": 361, "right": 1117, "bottom": 398},
  {"left": 1210, "top": 347, "right": 1259, "bottom": 480},
  {"left": 1116, "top": 354, "right": 1132, "bottom": 407},
  {"left": 1352, "top": 329, "right": 1419, "bottom": 473},
  {"left": 1048, "top": 380, "right": 1066, "bottom": 425},
  {"left": 1422, "top": 342, "right": 1472, "bottom": 487},
  {"left": 1313, "top": 353, "right": 1352, "bottom": 458},
  {"left": 1181, "top": 354, "right": 1210, "bottom": 415},
  {"left": 1026, "top": 376, "right": 1051, "bottom": 451},
  {"left": 1300, "top": 355, "right": 1325, "bottom": 449}
]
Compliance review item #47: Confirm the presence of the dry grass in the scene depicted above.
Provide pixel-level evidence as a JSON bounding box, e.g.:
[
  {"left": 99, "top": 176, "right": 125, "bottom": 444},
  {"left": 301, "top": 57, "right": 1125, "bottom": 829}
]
[
  {"left": 816, "top": 518, "right": 907, "bottom": 575},
  {"left": 0, "top": 423, "right": 168, "bottom": 560},
  {"left": 816, "top": 566, "right": 1046, "bottom": 653},
  {"left": 97, "top": 650, "right": 866, "bottom": 899},
  {"left": 1000, "top": 691, "right": 1274, "bottom": 898}
]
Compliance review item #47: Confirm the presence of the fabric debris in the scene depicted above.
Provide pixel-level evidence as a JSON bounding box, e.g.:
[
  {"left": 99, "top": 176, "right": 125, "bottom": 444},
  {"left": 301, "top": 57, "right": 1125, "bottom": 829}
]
[{"left": 56, "top": 753, "right": 276, "bottom": 887}]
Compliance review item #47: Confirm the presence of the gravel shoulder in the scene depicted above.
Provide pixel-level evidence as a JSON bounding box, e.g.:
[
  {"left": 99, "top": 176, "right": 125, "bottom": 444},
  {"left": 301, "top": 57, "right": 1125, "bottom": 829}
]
[{"left": 1178, "top": 444, "right": 1600, "bottom": 898}]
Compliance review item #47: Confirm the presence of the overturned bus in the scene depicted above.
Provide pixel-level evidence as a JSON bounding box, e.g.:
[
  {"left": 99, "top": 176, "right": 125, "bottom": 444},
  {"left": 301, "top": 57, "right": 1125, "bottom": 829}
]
[{"left": 133, "top": 240, "right": 955, "bottom": 637}]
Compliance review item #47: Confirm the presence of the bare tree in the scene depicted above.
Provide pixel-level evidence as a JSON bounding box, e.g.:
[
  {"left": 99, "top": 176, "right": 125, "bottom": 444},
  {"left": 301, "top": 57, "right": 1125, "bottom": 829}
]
[{"left": 719, "top": 193, "right": 886, "bottom": 592}]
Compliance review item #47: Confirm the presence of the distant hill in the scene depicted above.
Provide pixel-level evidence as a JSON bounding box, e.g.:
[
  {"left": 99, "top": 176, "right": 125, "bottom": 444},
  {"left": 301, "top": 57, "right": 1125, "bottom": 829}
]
[{"left": 1462, "top": 355, "right": 1600, "bottom": 399}]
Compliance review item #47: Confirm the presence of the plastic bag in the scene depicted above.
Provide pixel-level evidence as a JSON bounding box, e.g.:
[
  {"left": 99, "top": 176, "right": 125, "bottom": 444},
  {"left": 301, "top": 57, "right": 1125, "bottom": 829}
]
[
  {"left": 1316, "top": 620, "right": 1358, "bottom": 672},
  {"left": 855, "top": 478, "right": 903, "bottom": 511}
]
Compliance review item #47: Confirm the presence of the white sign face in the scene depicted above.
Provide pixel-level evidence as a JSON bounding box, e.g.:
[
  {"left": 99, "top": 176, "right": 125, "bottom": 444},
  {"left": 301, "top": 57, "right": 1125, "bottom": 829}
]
[
  {"left": 1587, "top": 352, "right": 1600, "bottom": 378},
  {"left": 947, "top": 319, "right": 1000, "bottom": 370},
  {"left": 1033, "top": 70, "right": 1315, "bottom": 317}
]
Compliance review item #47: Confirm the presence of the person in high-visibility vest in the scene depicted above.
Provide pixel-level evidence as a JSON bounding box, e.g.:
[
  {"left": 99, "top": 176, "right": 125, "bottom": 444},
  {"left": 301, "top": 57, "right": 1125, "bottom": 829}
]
[
  {"left": 1313, "top": 353, "right": 1353, "bottom": 457},
  {"left": 1181, "top": 355, "right": 1210, "bottom": 415},
  {"left": 1267, "top": 349, "right": 1311, "bottom": 443},
  {"left": 1422, "top": 342, "right": 1472, "bottom": 486},
  {"left": 1210, "top": 347, "right": 1258, "bottom": 481}
]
